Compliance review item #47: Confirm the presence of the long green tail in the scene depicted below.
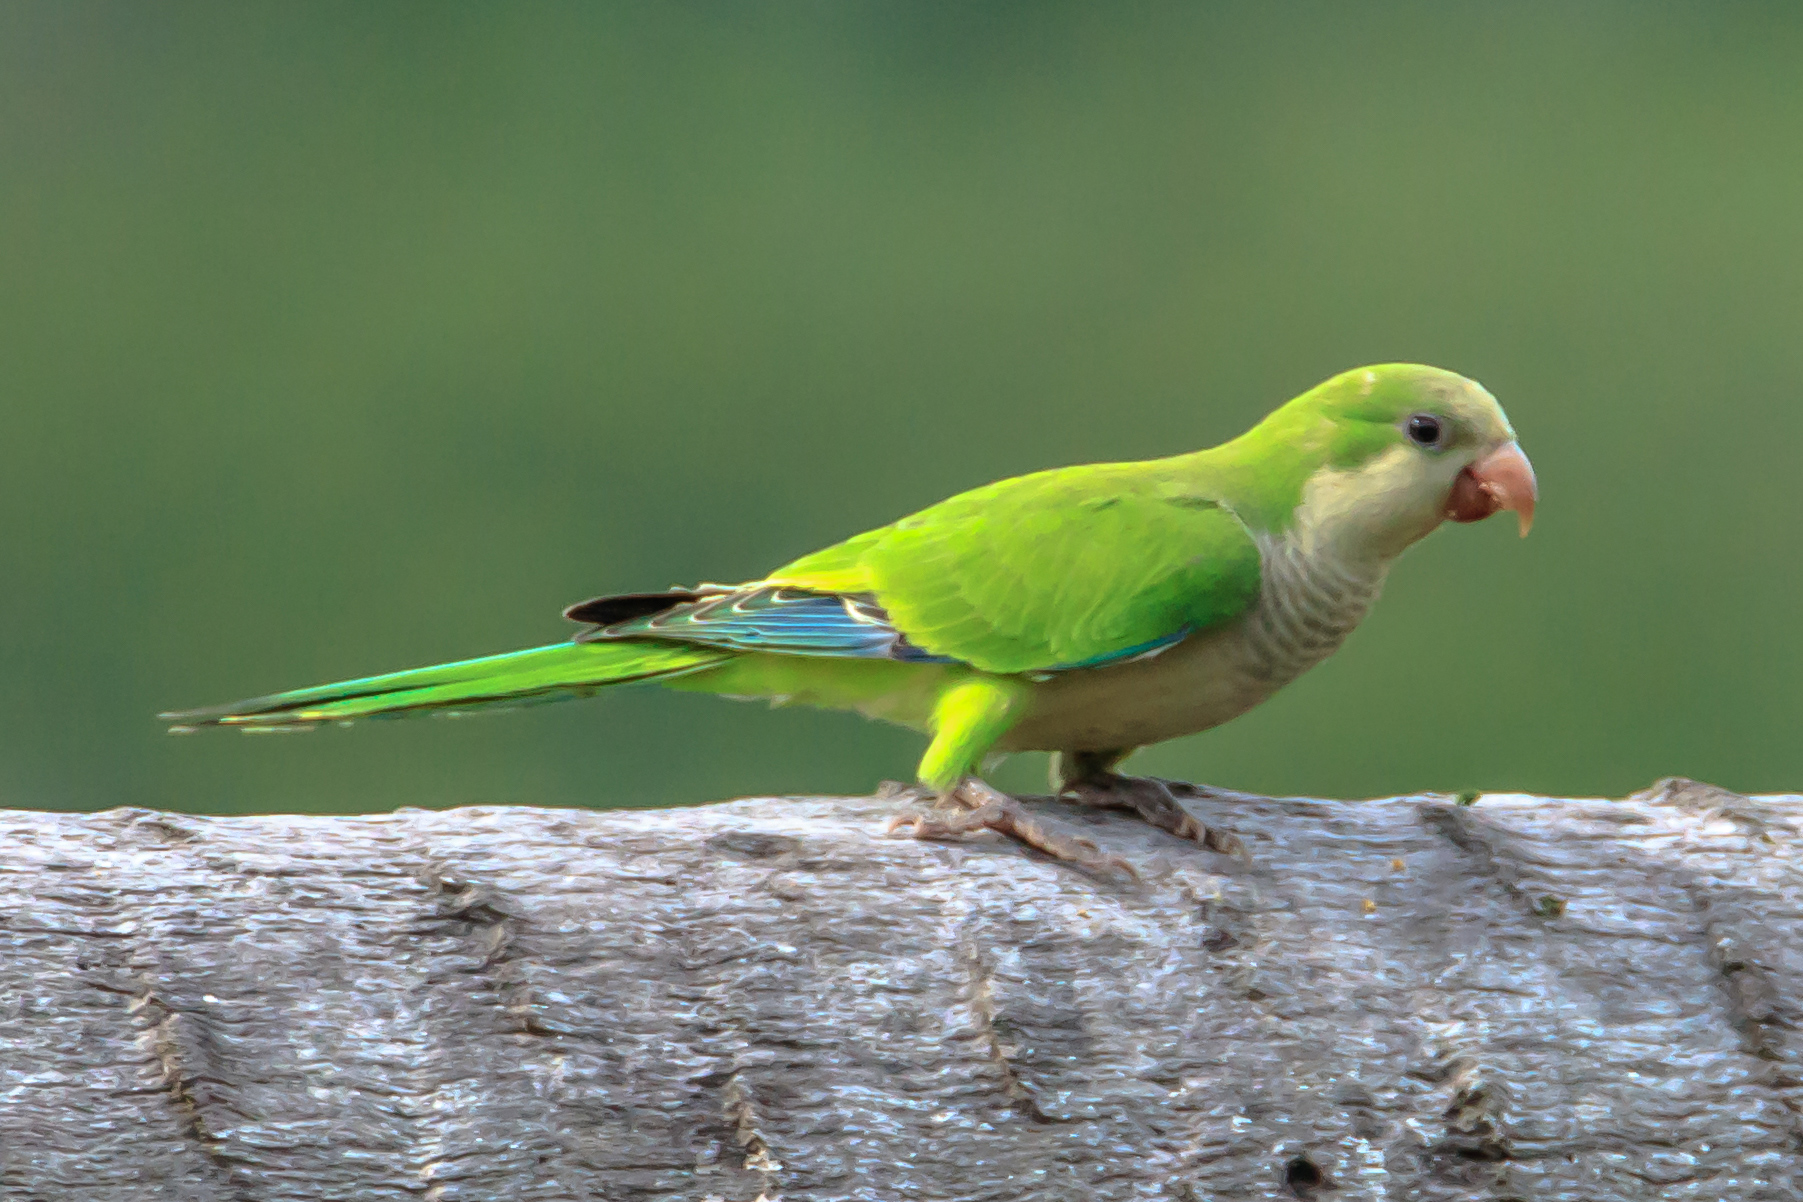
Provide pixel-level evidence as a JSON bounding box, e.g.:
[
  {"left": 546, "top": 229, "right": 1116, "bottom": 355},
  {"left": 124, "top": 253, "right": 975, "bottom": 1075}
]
[{"left": 161, "top": 640, "right": 728, "bottom": 731}]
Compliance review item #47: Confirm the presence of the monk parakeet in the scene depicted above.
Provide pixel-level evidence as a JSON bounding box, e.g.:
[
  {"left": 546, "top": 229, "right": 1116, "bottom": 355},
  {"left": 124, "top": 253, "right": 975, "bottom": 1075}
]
[{"left": 165, "top": 364, "right": 1535, "bottom": 871}]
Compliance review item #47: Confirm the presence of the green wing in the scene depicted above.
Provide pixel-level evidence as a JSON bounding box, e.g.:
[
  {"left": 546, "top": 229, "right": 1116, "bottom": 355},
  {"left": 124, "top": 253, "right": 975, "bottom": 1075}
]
[{"left": 768, "top": 462, "right": 1262, "bottom": 675}]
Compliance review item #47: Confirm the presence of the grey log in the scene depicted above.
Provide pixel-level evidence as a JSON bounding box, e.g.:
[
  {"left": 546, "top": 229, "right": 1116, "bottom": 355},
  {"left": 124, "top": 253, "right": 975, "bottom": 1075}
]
[{"left": 2, "top": 778, "right": 1801, "bottom": 1201}]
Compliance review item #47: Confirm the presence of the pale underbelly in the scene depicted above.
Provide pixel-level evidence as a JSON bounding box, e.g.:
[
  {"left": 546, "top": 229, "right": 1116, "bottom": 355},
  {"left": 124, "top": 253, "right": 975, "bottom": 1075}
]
[{"left": 997, "top": 621, "right": 1285, "bottom": 753}]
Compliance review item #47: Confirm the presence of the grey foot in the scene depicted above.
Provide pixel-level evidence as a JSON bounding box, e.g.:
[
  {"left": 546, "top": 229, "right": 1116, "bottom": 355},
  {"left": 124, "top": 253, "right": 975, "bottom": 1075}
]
[
  {"left": 1061, "top": 773, "right": 1246, "bottom": 858},
  {"left": 886, "top": 777, "right": 1137, "bottom": 878}
]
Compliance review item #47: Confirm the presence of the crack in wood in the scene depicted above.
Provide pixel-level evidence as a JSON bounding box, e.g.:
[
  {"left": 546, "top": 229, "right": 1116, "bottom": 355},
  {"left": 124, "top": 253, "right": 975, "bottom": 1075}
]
[
  {"left": 957, "top": 936, "right": 1068, "bottom": 1126},
  {"left": 721, "top": 1069, "right": 784, "bottom": 1177},
  {"left": 135, "top": 994, "right": 259, "bottom": 1200}
]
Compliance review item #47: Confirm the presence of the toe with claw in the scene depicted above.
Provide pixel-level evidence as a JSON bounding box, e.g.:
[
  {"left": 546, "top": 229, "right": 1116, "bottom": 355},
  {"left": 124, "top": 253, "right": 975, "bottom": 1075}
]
[
  {"left": 885, "top": 777, "right": 1137, "bottom": 878},
  {"left": 1060, "top": 771, "right": 1246, "bottom": 859}
]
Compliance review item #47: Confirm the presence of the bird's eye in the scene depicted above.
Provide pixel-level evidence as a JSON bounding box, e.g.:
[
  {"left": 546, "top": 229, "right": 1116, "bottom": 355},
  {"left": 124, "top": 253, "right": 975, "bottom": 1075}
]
[{"left": 1406, "top": 414, "right": 1443, "bottom": 447}]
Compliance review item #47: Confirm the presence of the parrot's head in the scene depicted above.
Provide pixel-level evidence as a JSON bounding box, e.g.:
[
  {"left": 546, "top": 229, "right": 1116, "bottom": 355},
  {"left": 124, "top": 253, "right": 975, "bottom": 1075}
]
[{"left": 1256, "top": 363, "right": 1536, "bottom": 563}]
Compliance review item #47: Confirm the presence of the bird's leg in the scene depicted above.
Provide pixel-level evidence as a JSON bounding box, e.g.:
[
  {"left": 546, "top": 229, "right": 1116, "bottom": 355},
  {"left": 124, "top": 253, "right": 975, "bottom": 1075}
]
[
  {"left": 1053, "top": 749, "right": 1245, "bottom": 858},
  {"left": 886, "top": 777, "right": 1137, "bottom": 878}
]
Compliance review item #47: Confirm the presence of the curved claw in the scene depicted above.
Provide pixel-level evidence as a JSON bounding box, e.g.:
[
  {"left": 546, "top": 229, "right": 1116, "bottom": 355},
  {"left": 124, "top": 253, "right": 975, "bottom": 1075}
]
[
  {"left": 883, "top": 778, "right": 1139, "bottom": 878},
  {"left": 1061, "top": 773, "right": 1247, "bottom": 860}
]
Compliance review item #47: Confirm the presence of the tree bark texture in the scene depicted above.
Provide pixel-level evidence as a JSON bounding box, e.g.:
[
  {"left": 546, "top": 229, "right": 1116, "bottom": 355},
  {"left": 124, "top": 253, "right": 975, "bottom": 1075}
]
[{"left": 2, "top": 778, "right": 1800, "bottom": 1201}]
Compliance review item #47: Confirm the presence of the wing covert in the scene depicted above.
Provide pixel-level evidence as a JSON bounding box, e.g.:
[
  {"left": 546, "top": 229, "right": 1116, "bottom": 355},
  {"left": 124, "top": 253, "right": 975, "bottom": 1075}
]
[{"left": 768, "top": 465, "right": 1263, "bottom": 675}]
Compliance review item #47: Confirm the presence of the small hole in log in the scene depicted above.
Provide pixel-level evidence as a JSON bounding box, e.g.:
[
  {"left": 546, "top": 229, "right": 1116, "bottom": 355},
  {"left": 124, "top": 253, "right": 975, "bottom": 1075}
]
[
  {"left": 1284, "top": 1153, "right": 1332, "bottom": 1195},
  {"left": 705, "top": 831, "right": 801, "bottom": 860}
]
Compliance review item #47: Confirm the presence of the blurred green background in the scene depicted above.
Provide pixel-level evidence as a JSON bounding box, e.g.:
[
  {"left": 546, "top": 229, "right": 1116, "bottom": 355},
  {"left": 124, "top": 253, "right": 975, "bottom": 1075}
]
[{"left": 3, "top": 2, "right": 1800, "bottom": 815}]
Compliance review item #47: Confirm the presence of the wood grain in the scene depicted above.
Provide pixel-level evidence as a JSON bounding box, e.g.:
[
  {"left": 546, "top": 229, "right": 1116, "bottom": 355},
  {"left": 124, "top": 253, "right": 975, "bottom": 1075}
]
[{"left": 2, "top": 778, "right": 1799, "bottom": 1200}]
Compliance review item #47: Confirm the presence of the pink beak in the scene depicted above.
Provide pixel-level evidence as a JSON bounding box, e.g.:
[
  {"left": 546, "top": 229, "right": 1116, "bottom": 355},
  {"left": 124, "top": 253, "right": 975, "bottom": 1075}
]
[{"left": 1445, "top": 442, "right": 1538, "bottom": 536}]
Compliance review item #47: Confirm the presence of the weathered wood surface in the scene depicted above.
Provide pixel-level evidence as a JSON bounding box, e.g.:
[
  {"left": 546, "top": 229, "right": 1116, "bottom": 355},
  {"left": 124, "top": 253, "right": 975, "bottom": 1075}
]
[{"left": 2, "top": 778, "right": 1801, "bottom": 1201}]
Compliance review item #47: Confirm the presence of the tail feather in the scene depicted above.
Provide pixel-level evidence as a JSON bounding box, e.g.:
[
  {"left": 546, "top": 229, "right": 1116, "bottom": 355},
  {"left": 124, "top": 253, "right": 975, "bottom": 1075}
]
[{"left": 161, "top": 640, "right": 727, "bottom": 731}]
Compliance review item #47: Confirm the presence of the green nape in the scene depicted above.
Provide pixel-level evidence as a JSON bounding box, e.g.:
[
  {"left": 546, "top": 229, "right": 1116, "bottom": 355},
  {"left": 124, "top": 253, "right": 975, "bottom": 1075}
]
[{"left": 161, "top": 640, "right": 727, "bottom": 729}]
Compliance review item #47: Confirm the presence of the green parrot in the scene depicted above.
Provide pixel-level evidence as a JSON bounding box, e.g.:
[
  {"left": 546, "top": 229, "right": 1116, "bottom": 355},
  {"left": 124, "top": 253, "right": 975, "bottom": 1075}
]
[{"left": 165, "top": 363, "right": 1535, "bottom": 870}]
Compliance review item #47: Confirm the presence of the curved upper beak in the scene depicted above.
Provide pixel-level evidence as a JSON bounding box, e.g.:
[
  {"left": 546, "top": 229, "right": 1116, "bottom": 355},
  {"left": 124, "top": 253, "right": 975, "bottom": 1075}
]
[{"left": 1445, "top": 442, "right": 1537, "bottom": 536}]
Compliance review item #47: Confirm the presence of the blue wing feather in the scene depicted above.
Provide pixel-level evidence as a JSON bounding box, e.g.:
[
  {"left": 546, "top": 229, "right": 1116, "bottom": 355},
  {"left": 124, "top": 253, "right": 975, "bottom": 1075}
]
[{"left": 578, "top": 586, "right": 1185, "bottom": 672}]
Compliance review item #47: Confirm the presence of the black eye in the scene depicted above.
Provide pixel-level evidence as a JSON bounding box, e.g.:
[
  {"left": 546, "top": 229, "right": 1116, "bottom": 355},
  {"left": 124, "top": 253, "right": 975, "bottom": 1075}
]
[{"left": 1406, "top": 414, "right": 1443, "bottom": 447}]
